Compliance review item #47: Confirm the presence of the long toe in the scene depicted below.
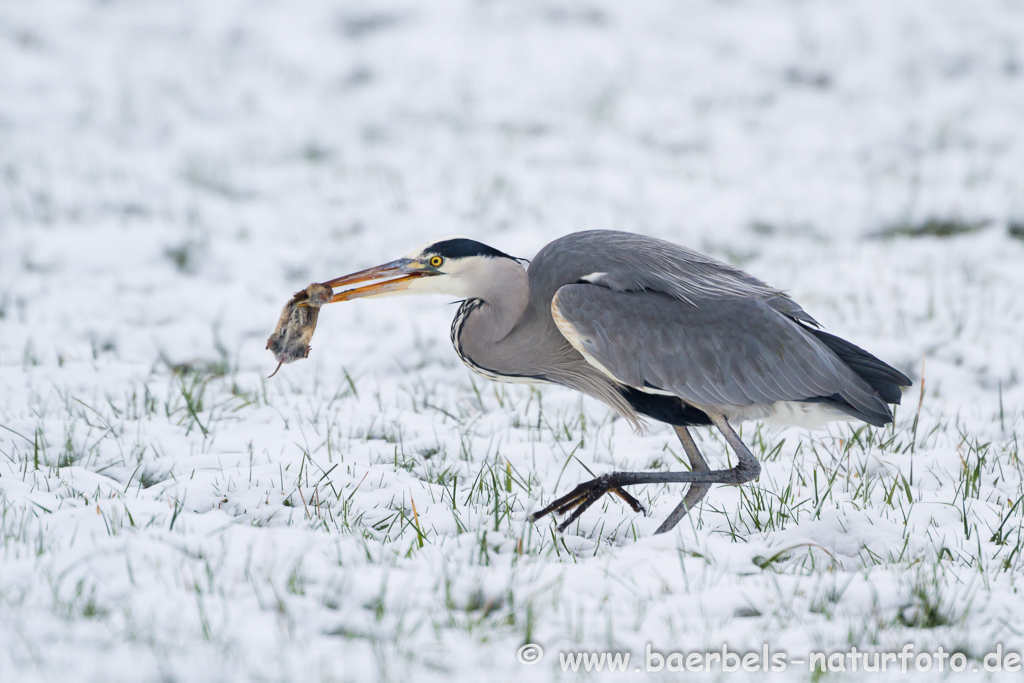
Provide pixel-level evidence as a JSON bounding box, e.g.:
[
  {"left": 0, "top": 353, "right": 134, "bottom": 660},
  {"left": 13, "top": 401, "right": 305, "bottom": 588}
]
[
  {"left": 532, "top": 477, "right": 607, "bottom": 520},
  {"left": 555, "top": 489, "right": 605, "bottom": 532},
  {"left": 534, "top": 474, "right": 649, "bottom": 529},
  {"left": 554, "top": 494, "right": 589, "bottom": 515},
  {"left": 532, "top": 484, "right": 591, "bottom": 520}
]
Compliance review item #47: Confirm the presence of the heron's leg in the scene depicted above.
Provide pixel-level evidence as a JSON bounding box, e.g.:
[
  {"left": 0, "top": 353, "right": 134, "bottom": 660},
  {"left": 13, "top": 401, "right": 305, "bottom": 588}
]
[
  {"left": 707, "top": 412, "right": 762, "bottom": 482},
  {"left": 533, "top": 412, "right": 760, "bottom": 532},
  {"left": 653, "top": 426, "right": 711, "bottom": 534}
]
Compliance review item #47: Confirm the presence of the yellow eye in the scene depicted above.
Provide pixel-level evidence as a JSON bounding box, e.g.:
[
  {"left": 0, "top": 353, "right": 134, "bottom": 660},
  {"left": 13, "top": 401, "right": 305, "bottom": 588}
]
[{"left": 429, "top": 256, "right": 444, "bottom": 268}]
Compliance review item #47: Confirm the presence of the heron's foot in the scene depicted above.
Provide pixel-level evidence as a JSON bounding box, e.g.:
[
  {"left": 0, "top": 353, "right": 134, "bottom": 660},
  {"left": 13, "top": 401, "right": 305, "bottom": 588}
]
[
  {"left": 531, "top": 462, "right": 758, "bottom": 533},
  {"left": 532, "top": 474, "right": 647, "bottom": 532},
  {"left": 532, "top": 416, "right": 762, "bottom": 536}
]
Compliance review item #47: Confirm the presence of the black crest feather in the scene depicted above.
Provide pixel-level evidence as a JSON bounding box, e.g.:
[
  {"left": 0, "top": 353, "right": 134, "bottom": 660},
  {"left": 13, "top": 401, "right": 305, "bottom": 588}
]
[{"left": 427, "top": 238, "right": 517, "bottom": 261}]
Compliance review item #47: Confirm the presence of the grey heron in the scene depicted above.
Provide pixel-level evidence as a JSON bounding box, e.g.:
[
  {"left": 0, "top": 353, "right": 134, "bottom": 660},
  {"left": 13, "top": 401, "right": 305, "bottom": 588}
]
[{"left": 318, "top": 230, "right": 911, "bottom": 534}]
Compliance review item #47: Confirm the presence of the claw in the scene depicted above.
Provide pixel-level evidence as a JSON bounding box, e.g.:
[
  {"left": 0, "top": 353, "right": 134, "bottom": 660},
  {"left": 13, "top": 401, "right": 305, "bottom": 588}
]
[{"left": 609, "top": 487, "right": 646, "bottom": 515}]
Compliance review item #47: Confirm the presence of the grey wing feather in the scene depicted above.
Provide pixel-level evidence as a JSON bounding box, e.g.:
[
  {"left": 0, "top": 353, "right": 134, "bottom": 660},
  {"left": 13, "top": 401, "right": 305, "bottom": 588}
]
[
  {"left": 553, "top": 284, "right": 893, "bottom": 426},
  {"left": 531, "top": 230, "right": 819, "bottom": 326}
]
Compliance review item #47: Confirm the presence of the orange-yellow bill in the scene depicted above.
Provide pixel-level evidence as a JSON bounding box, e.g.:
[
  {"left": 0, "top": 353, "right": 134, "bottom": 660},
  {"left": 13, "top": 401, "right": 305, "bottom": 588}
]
[{"left": 317, "top": 258, "right": 432, "bottom": 303}]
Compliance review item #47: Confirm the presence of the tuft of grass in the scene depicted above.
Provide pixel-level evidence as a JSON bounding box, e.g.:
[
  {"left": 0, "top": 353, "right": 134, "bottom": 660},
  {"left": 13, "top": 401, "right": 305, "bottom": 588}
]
[
  {"left": 22, "top": 340, "right": 39, "bottom": 367},
  {"left": 897, "top": 576, "right": 952, "bottom": 629},
  {"left": 164, "top": 240, "right": 202, "bottom": 274},
  {"left": 873, "top": 218, "right": 988, "bottom": 239},
  {"left": 165, "top": 356, "right": 230, "bottom": 379}
]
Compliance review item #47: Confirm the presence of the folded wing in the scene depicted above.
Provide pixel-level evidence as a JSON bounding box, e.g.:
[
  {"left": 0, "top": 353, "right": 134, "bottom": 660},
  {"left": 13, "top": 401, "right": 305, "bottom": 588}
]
[{"left": 551, "top": 283, "right": 898, "bottom": 426}]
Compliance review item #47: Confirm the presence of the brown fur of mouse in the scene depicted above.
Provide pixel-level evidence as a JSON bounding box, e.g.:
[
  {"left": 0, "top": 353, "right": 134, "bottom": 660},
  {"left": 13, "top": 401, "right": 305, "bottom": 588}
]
[{"left": 267, "top": 283, "right": 333, "bottom": 377}]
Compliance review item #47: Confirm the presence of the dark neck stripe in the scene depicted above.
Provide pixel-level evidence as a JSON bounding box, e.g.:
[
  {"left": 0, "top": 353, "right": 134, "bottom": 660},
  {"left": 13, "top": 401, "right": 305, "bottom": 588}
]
[{"left": 450, "top": 299, "right": 545, "bottom": 383}]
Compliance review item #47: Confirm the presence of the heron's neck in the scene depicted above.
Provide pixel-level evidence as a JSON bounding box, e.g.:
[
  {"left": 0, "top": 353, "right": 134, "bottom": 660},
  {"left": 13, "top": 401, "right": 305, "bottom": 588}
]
[
  {"left": 467, "top": 258, "right": 529, "bottom": 339},
  {"left": 450, "top": 259, "right": 530, "bottom": 377}
]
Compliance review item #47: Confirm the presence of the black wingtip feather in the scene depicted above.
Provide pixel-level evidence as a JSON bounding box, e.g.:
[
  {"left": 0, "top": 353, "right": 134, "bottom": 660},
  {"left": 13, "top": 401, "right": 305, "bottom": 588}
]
[{"left": 808, "top": 328, "right": 911, "bottom": 407}]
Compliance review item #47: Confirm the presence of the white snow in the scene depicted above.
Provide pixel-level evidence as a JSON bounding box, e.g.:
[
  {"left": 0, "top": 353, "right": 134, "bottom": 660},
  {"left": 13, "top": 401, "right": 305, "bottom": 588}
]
[{"left": 2, "top": 0, "right": 1024, "bottom": 681}]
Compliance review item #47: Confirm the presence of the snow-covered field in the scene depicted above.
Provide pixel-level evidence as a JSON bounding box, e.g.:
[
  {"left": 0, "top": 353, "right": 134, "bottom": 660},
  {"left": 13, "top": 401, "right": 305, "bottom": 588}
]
[{"left": 2, "top": 0, "right": 1024, "bottom": 680}]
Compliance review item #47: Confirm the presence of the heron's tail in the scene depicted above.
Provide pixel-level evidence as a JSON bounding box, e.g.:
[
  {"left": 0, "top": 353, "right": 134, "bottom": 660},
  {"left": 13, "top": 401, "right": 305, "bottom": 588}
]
[{"left": 808, "top": 329, "right": 911, "bottom": 406}]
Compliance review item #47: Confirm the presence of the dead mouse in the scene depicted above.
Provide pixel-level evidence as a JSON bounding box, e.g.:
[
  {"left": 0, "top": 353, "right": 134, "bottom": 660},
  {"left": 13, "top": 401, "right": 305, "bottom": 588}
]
[{"left": 266, "top": 283, "right": 334, "bottom": 377}]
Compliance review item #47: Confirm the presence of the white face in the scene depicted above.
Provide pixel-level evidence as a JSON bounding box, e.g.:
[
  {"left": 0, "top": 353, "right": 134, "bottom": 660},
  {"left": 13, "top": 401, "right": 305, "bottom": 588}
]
[
  {"left": 322, "top": 237, "right": 525, "bottom": 303},
  {"left": 402, "top": 250, "right": 507, "bottom": 298}
]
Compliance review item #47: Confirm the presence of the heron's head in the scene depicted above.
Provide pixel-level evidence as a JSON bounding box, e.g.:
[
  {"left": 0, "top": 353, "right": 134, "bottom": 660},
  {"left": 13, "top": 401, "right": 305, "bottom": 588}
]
[{"left": 321, "top": 237, "right": 527, "bottom": 303}]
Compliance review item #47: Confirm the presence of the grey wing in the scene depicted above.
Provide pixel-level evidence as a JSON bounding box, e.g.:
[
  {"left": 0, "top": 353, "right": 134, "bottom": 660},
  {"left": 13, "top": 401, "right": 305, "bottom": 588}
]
[
  {"left": 530, "top": 230, "right": 820, "bottom": 326},
  {"left": 551, "top": 284, "right": 894, "bottom": 426}
]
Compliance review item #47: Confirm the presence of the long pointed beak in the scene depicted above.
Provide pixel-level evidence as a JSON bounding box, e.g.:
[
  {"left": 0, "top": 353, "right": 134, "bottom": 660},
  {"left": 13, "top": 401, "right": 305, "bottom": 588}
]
[{"left": 320, "top": 258, "right": 433, "bottom": 303}]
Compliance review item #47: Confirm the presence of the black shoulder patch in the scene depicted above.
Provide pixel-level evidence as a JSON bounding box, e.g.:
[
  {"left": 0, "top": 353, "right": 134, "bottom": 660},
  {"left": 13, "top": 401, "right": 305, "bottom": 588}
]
[
  {"left": 619, "top": 386, "right": 712, "bottom": 427},
  {"left": 427, "top": 238, "right": 516, "bottom": 261}
]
